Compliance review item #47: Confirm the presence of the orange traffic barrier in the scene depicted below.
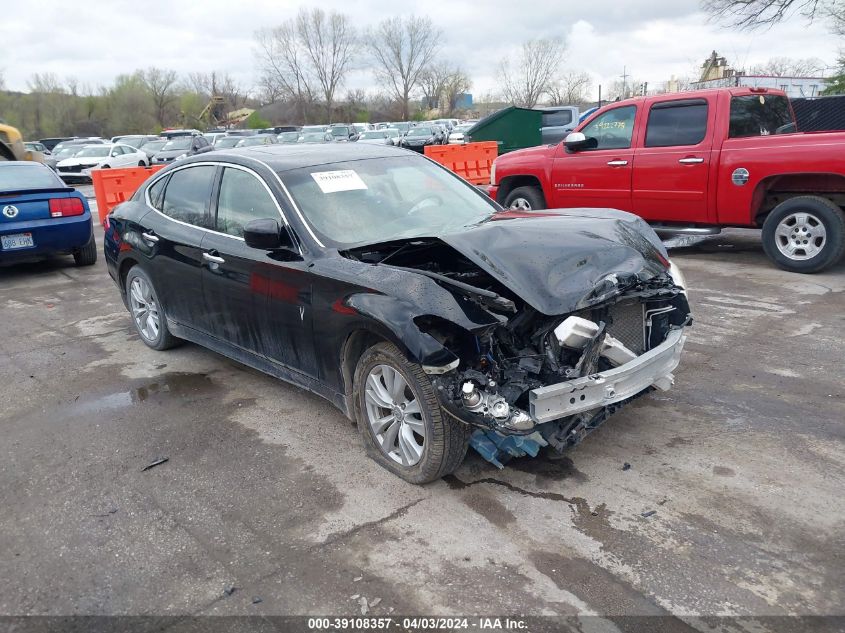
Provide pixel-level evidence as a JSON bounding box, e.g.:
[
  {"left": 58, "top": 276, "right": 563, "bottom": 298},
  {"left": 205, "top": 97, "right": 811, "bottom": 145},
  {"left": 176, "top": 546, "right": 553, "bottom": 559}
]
[
  {"left": 424, "top": 141, "right": 498, "bottom": 185},
  {"left": 91, "top": 165, "right": 165, "bottom": 226}
]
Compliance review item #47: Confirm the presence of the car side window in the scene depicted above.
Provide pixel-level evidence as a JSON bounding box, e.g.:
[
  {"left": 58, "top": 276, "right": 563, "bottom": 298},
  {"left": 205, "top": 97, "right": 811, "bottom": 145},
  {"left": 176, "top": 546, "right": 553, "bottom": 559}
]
[
  {"left": 161, "top": 165, "right": 216, "bottom": 228},
  {"left": 645, "top": 100, "right": 708, "bottom": 147},
  {"left": 580, "top": 106, "right": 637, "bottom": 150},
  {"left": 147, "top": 176, "right": 168, "bottom": 210},
  {"left": 111, "top": 147, "right": 122, "bottom": 156},
  {"left": 542, "top": 110, "right": 573, "bottom": 127},
  {"left": 216, "top": 167, "right": 279, "bottom": 238}
]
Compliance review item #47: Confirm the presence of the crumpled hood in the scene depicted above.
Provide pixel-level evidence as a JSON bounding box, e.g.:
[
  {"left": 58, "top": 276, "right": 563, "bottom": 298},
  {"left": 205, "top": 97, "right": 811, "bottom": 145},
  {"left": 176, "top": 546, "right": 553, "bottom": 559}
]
[{"left": 439, "top": 208, "right": 670, "bottom": 315}]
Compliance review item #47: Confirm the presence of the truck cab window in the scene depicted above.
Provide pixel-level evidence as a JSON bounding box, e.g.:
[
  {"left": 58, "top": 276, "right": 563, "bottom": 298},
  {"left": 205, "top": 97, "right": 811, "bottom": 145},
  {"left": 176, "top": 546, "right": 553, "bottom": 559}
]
[
  {"left": 729, "top": 95, "right": 795, "bottom": 138},
  {"left": 580, "top": 106, "right": 637, "bottom": 150},
  {"left": 645, "top": 100, "right": 708, "bottom": 147}
]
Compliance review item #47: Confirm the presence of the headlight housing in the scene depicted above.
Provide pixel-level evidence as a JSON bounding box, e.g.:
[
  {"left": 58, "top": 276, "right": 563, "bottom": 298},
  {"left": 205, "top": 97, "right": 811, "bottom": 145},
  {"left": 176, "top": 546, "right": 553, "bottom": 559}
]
[{"left": 668, "top": 259, "right": 687, "bottom": 294}]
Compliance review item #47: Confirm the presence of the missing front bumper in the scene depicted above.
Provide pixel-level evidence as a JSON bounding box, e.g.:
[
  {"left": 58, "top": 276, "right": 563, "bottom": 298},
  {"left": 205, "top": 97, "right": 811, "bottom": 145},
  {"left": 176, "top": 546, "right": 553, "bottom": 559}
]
[{"left": 529, "top": 328, "right": 687, "bottom": 424}]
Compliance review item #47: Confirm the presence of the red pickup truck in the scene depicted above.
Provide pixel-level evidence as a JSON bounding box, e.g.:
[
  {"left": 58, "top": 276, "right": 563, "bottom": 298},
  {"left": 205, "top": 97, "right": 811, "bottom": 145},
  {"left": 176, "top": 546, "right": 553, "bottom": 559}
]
[{"left": 488, "top": 87, "right": 845, "bottom": 273}]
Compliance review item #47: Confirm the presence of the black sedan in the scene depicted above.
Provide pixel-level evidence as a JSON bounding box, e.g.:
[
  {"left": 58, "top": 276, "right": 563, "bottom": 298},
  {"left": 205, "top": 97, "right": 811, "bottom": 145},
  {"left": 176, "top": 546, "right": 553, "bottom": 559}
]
[
  {"left": 399, "top": 126, "right": 440, "bottom": 152},
  {"left": 104, "top": 144, "right": 691, "bottom": 483}
]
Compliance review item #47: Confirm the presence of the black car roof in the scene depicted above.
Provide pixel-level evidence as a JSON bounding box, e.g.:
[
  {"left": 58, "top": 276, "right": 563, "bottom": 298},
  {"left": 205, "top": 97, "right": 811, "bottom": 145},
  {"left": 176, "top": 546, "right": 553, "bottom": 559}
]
[{"left": 207, "top": 143, "right": 413, "bottom": 172}]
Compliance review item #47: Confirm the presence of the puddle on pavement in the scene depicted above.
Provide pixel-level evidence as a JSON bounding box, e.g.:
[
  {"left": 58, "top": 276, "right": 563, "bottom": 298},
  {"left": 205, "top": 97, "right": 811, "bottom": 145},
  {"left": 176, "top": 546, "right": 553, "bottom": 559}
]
[{"left": 74, "top": 372, "right": 216, "bottom": 414}]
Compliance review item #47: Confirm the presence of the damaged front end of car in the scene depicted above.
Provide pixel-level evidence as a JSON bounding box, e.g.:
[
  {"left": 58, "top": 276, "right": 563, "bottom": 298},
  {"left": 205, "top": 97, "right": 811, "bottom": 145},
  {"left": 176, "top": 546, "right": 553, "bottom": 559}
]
[{"left": 343, "top": 211, "right": 692, "bottom": 468}]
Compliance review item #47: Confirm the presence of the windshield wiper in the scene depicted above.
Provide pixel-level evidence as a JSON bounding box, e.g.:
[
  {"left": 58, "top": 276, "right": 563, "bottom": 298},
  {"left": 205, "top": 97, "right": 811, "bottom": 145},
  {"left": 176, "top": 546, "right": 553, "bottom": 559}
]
[{"left": 383, "top": 263, "right": 517, "bottom": 313}]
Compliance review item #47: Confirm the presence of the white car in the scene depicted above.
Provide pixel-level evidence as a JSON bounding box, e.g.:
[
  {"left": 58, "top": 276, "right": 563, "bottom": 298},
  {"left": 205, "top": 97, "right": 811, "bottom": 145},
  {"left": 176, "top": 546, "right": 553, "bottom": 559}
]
[
  {"left": 356, "top": 128, "right": 402, "bottom": 146},
  {"left": 448, "top": 123, "right": 474, "bottom": 144},
  {"left": 56, "top": 143, "right": 149, "bottom": 181}
]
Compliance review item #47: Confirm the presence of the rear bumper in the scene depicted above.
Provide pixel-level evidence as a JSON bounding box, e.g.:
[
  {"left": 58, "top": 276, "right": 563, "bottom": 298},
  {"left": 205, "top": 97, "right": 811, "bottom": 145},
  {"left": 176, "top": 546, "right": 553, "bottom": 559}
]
[
  {"left": 529, "top": 328, "right": 687, "bottom": 423},
  {"left": 0, "top": 214, "right": 93, "bottom": 262}
]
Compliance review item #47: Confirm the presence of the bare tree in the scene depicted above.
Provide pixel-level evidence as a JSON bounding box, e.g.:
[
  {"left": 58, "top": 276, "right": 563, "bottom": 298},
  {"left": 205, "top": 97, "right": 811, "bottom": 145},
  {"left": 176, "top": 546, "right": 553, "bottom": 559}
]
[
  {"left": 296, "top": 8, "right": 357, "bottom": 122},
  {"left": 367, "top": 16, "right": 441, "bottom": 120},
  {"left": 703, "top": 0, "right": 845, "bottom": 33},
  {"left": 255, "top": 24, "right": 315, "bottom": 122},
  {"left": 442, "top": 68, "right": 472, "bottom": 115},
  {"left": 498, "top": 37, "right": 566, "bottom": 108},
  {"left": 419, "top": 63, "right": 451, "bottom": 110},
  {"left": 547, "top": 71, "right": 592, "bottom": 106},
  {"left": 141, "top": 67, "right": 179, "bottom": 127},
  {"left": 750, "top": 56, "right": 826, "bottom": 75}
]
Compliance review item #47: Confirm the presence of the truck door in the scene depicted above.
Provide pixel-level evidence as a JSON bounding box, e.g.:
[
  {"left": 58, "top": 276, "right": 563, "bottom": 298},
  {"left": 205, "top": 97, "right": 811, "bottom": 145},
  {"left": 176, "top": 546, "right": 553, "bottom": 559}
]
[
  {"left": 632, "top": 98, "right": 713, "bottom": 223},
  {"left": 550, "top": 104, "right": 637, "bottom": 211}
]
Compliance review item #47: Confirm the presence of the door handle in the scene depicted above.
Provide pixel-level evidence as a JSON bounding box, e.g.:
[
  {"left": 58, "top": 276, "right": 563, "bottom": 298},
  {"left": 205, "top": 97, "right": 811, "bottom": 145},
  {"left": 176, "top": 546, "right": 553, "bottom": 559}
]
[
  {"left": 203, "top": 252, "right": 225, "bottom": 265},
  {"left": 678, "top": 157, "right": 704, "bottom": 164},
  {"left": 141, "top": 232, "right": 159, "bottom": 243},
  {"left": 607, "top": 160, "right": 628, "bottom": 167}
]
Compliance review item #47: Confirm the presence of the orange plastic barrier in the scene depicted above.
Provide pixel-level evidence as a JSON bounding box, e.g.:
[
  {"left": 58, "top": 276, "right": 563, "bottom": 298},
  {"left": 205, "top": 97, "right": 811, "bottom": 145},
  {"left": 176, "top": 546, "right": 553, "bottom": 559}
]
[
  {"left": 423, "top": 141, "right": 498, "bottom": 185},
  {"left": 91, "top": 165, "right": 166, "bottom": 226}
]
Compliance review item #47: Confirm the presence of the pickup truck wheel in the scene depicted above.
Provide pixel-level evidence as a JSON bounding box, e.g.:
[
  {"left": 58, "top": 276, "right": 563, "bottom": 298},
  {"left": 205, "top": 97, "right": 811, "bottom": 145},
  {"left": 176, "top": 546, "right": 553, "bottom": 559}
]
[
  {"left": 354, "top": 342, "right": 469, "bottom": 484},
  {"left": 762, "top": 196, "right": 845, "bottom": 273},
  {"left": 504, "top": 186, "right": 546, "bottom": 211}
]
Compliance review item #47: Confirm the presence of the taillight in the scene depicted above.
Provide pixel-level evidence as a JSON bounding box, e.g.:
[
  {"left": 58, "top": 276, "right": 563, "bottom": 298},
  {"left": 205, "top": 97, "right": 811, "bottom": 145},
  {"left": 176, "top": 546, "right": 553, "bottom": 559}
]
[{"left": 49, "top": 197, "right": 85, "bottom": 217}]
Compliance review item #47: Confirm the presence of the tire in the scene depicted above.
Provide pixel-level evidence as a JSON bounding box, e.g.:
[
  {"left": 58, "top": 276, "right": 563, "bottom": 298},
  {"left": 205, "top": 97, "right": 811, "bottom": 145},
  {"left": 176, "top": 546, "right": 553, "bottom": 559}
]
[
  {"left": 138, "top": 161, "right": 145, "bottom": 167},
  {"left": 761, "top": 196, "right": 845, "bottom": 273},
  {"left": 125, "top": 266, "right": 179, "bottom": 350},
  {"left": 353, "top": 342, "right": 469, "bottom": 484},
  {"left": 73, "top": 233, "right": 97, "bottom": 266},
  {"left": 503, "top": 185, "right": 546, "bottom": 211}
]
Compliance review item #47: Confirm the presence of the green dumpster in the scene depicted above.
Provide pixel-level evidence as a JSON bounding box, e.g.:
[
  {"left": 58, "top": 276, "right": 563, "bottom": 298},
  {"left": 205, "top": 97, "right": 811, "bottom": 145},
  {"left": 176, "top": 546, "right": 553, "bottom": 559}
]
[{"left": 465, "top": 106, "right": 542, "bottom": 155}]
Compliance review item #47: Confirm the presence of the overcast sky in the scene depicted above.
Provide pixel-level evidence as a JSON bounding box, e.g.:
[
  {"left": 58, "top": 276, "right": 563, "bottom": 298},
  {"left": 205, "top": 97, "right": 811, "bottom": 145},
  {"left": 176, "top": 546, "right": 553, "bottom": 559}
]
[{"left": 1, "top": 0, "right": 841, "bottom": 100}]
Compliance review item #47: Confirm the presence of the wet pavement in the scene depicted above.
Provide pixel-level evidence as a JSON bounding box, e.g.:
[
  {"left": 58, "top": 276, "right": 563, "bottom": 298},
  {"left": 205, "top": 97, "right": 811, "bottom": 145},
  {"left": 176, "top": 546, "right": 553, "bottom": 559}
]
[{"left": 0, "top": 228, "right": 843, "bottom": 627}]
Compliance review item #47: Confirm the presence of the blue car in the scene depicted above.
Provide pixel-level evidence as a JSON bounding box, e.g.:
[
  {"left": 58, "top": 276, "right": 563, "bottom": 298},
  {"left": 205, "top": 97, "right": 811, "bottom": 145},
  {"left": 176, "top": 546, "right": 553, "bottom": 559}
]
[{"left": 0, "top": 161, "right": 96, "bottom": 266}]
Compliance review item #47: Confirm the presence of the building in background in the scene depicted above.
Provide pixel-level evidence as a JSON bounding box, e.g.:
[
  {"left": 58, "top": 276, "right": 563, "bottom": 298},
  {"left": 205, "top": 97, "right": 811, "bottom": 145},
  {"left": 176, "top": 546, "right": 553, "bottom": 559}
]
[{"left": 690, "top": 51, "right": 828, "bottom": 98}]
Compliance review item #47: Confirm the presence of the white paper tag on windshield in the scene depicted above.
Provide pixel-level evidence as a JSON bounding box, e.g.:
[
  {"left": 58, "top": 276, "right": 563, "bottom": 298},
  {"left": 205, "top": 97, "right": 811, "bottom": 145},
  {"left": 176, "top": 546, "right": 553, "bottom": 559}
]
[{"left": 311, "top": 170, "right": 368, "bottom": 193}]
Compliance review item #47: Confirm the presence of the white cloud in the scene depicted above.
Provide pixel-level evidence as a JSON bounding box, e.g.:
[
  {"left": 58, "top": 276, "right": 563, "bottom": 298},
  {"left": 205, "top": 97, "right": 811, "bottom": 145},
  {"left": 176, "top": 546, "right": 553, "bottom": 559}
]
[{"left": 0, "top": 0, "right": 840, "bottom": 100}]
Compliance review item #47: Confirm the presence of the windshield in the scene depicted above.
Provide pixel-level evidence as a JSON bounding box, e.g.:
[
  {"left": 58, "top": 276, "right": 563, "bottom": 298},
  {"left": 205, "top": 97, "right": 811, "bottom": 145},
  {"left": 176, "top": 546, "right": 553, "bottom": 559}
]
[
  {"left": 76, "top": 146, "right": 110, "bottom": 158},
  {"left": 236, "top": 137, "right": 265, "bottom": 147},
  {"left": 54, "top": 147, "right": 79, "bottom": 159},
  {"left": 300, "top": 133, "right": 327, "bottom": 142},
  {"left": 278, "top": 132, "right": 299, "bottom": 142},
  {"left": 0, "top": 164, "right": 65, "bottom": 191},
  {"left": 215, "top": 137, "right": 241, "bottom": 148},
  {"left": 162, "top": 138, "right": 192, "bottom": 151},
  {"left": 407, "top": 127, "right": 432, "bottom": 137},
  {"left": 302, "top": 125, "right": 327, "bottom": 132},
  {"left": 279, "top": 155, "right": 497, "bottom": 248},
  {"left": 384, "top": 128, "right": 400, "bottom": 136},
  {"left": 729, "top": 95, "right": 796, "bottom": 138},
  {"left": 141, "top": 141, "right": 166, "bottom": 152},
  {"left": 331, "top": 127, "right": 350, "bottom": 137},
  {"left": 360, "top": 131, "right": 387, "bottom": 139},
  {"left": 119, "top": 137, "right": 148, "bottom": 148},
  {"left": 392, "top": 123, "right": 410, "bottom": 132}
]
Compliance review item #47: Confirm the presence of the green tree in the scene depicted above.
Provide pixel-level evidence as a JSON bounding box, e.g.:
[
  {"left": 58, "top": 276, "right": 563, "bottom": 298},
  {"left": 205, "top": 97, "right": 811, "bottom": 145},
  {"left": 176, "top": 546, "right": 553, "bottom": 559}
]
[{"left": 244, "top": 111, "right": 271, "bottom": 129}]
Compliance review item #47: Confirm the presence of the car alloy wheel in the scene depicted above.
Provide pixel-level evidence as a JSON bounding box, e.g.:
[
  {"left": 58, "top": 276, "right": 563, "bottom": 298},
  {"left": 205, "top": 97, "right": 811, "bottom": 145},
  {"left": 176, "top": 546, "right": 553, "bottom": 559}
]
[
  {"left": 129, "top": 276, "right": 161, "bottom": 343},
  {"left": 774, "top": 212, "right": 827, "bottom": 260},
  {"left": 509, "top": 197, "right": 532, "bottom": 211},
  {"left": 364, "top": 364, "right": 425, "bottom": 467}
]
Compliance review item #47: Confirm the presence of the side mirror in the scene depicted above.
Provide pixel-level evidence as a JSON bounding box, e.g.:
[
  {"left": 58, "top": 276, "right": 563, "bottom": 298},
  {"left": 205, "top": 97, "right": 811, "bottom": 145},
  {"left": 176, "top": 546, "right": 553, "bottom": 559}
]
[
  {"left": 243, "top": 218, "right": 297, "bottom": 253},
  {"left": 563, "top": 132, "right": 589, "bottom": 150}
]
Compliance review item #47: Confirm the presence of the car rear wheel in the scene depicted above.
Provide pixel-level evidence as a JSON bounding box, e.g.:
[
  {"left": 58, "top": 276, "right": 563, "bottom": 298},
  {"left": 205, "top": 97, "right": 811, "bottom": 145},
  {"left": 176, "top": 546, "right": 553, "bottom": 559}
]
[
  {"left": 354, "top": 342, "right": 469, "bottom": 484},
  {"left": 138, "top": 161, "right": 145, "bottom": 167},
  {"left": 504, "top": 186, "right": 546, "bottom": 211},
  {"left": 125, "top": 267, "right": 179, "bottom": 350},
  {"left": 762, "top": 196, "right": 845, "bottom": 273},
  {"left": 73, "top": 234, "right": 97, "bottom": 266}
]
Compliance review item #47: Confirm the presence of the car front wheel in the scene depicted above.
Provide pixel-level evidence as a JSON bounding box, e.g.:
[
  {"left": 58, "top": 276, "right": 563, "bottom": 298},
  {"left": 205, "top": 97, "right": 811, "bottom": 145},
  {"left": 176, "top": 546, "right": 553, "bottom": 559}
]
[
  {"left": 503, "top": 186, "right": 546, "bottom": 211},
  {"left": 125, "top": 267, "right": 179, "bottom": 350},
  {"left": 762, "top": 196, "right": 845, "bottom": 273},
  {"left": 354, "top": 342, "right": 469, "bottom": 484}
]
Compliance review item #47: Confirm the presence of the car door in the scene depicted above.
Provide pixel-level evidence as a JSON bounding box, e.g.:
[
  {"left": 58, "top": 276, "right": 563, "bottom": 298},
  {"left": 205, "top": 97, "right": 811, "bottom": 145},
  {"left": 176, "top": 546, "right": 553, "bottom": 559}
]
[
  {"left": 201, "top": 165, "right": 317, "bottom": 376},
  {"left": 549, "top": 104, "right": 638, "bottom": 211},
  {"left": 138, "top": 164, "right": 217, "bottom": 334},
  {"left": 107, "top": 146, "right": 123, "bottom": 167},
  {"left": 632, "top": 98, "right": 713, "bottom": 223}
]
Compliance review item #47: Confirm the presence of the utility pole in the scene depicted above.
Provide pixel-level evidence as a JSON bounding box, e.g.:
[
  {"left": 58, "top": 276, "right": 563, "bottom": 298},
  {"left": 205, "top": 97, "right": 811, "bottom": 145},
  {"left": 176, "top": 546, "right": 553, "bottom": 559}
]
[{"left": 620, "top": 66, "right": 628, "bottom": 99}]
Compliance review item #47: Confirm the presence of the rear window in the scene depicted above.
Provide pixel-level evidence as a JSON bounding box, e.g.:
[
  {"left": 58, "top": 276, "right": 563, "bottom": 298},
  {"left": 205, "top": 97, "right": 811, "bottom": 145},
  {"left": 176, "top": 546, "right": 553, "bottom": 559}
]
[
  {"left": 645, "top": 100, "right": 708, "bottom": 147},
  {"left": 729, "top": 95, "right": 796, "bottom": 138},
  {"left": 542, "top": 110, "right": 573, "bottom": 127},
  {"left": 0, "top": 164, "right": 65, "bottom": 191}
]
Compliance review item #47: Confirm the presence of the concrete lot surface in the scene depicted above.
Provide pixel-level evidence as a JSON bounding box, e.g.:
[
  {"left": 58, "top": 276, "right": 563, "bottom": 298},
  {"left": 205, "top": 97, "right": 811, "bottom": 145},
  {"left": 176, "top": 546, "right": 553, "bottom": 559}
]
[{"left": 0, "top": 227, "right": 843, "bottom": 629}]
